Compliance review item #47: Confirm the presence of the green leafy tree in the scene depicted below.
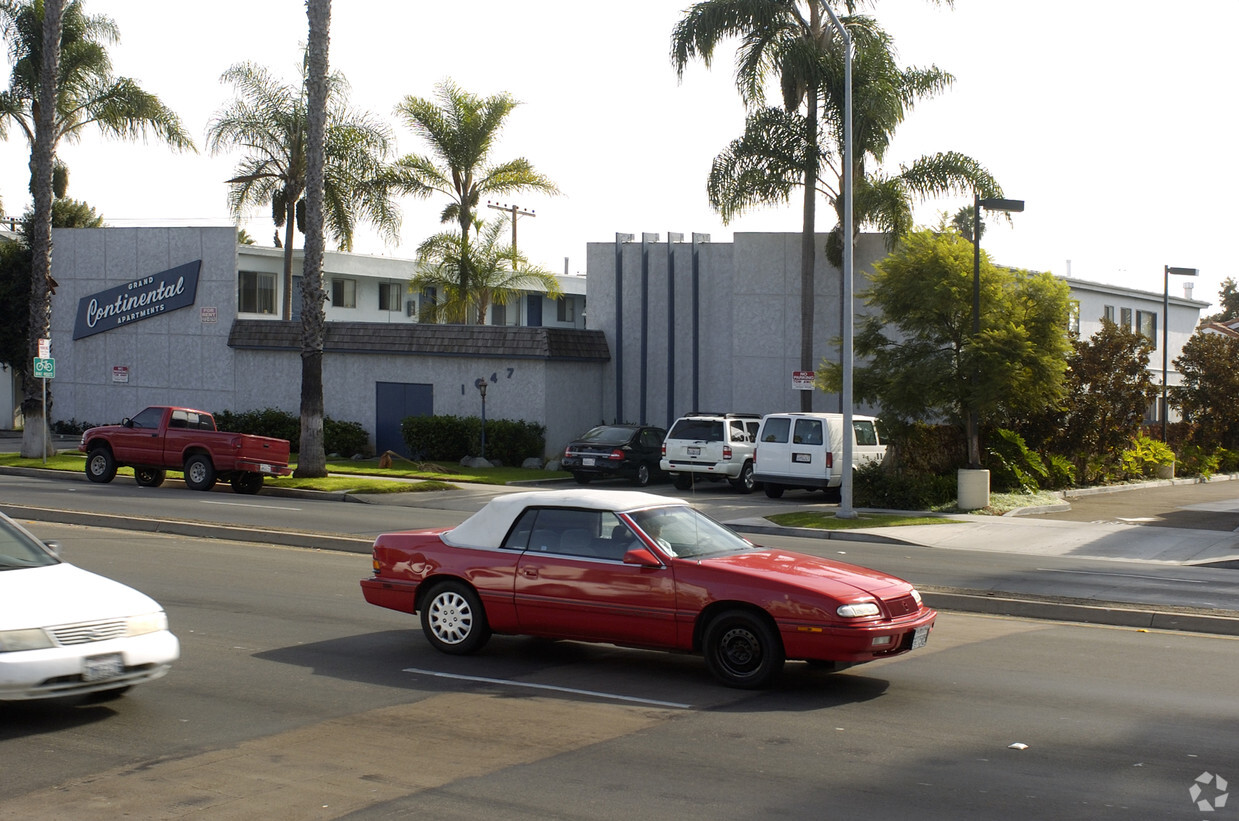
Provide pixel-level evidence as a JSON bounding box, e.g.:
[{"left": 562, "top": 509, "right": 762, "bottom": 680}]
[
  {"left": 390, "top": 80, "right": 559, "bottom": 324},
  {"left": 950, "top": 205, "right": 982, "bottom": 243},
  {"left": 207, "top": 54, "right": 398, "bottom": 320},
  {"left": 412, "top": 215, "right": 562, "bottom": 325},
  {"left": 0, "top": 0, "right": 192, "bottom": 457},
  {"left": 819, "top": 228, "right": 1070, "bottom": 459},
  {"left": 1205, "top": 277, "right": 1239, "bottom": 324},
  {"left": 294, "top": 0, "right": 331, "bottom": 478},
  {"left": 1049, "top": 319, "right": 1157, "bottom": 471},
  {"left": 672, "top": 2, "right": 996, "bottom": 411},
  {"left": 48, "top": 196, "right": 102, "bottom": 227},
  {"left": 1171, "top": 331, "right": 1239, "bottom": 450}
]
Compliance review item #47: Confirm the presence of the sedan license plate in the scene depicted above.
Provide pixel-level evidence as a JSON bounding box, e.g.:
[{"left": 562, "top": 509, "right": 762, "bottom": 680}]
[
  {"left": 687, "top": 447, "right": 701, "bottom": 456},
  {"left": 582, "top": 457, "right": 595, "bottom": 466},
  {"left": 83, "top": 653, "right": 124, "bottom": 682},
  {"left": 910, "top": 625, "right": 930, "bottom": 650}
]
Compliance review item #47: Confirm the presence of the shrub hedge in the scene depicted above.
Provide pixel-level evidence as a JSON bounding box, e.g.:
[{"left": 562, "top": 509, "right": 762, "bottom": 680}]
[{"left": 400, "top": 414, "right": 545, "bottom": 466}]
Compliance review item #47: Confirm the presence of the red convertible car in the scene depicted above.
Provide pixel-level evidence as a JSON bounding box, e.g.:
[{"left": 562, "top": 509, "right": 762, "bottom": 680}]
[{"left": 361, "top": 489, "right": 935, "bottom": 688}]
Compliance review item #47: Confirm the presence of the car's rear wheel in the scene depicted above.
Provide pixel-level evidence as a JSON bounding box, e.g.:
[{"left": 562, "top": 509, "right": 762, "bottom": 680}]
[
  {"left": 730, "top": 461, "right": 756, "bottom": 494},
  {"left": 573, "top": 472, "right": 591, "bottom": 485},
  {"left": 183, "top": 454, "right": 217, "bottom": 491},
  {"left": 85, "top": 448, "right": 117, "bottom": 483},
  {"left": 420, "top": 580, "right": 491, "bottom": 655},
  {"left": 673, "top": 473, "right": 693, "bottom": 490},
  {"left": 703, "top": 609, "right": 784, "bottom": 689},
  {"left": 633, "top": 463, "right": 651, "bottom": 487},
  {"left": 134, "top": 467, "right": 166, "bottom": 488},
  {"left": 764, "top": 482, "right": 784, "bottom": 499},
  {"left": 230, "top": 473, "right": 264, "bottom": 494}
]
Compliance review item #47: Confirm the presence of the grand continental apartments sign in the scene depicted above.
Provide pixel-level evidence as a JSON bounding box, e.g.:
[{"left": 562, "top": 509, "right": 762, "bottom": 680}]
[{"left": 72, "top": 260, "right": 201, "bottom": 340}]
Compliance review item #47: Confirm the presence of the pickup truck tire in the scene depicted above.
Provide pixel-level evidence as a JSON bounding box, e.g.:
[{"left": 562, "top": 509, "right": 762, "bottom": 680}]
[
  {"left": 134, "top": 467, "right": 166, "bottom": 488},
  {"left": 85, "top": 448, "right": 117, "bottom": 483},
  {"left": 184, "top": 454, "right": 217, "bottom": 491},
  {"left": 230, "top": 473, "right": 264, "bottom": 494}
]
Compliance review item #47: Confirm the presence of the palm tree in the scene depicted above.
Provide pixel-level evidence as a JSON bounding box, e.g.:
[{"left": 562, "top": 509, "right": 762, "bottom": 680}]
[
  {"left": 0, "top": 0, "right": 193, "bottom": 457},
  {"left": 207, "top": 56, "right": 398, "bottom": 320},
  {"left": 391, "top": 80, "right": 558, "bottom": 324},
  {"left": 412, "top": 216, "right": 562, "bottom": 325},
  {"left": 295, "top": 0, "right": 331, "bottom": 479},
  {"left": 672, "top": 0, "right": 967, "bottom": 411}
]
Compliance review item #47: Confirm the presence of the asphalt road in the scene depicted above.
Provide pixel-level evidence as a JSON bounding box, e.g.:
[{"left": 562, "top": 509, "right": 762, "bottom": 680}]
[
  {"left": 2, "top": 524, "right": 1236, "bottom": 820},
  {"left": 1049, "top": 481, "right": 1239, "bottom": 532}
]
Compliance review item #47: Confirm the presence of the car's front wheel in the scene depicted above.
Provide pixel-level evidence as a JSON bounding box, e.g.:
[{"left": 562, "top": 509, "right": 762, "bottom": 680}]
[
  {"left": 730, "top": 461, "right": 756, "bottom": 494},
  {"left": 134, "top": 467, "right": 166, "bottom": 488},
  {"left": 230, "top": 473, "right": 264, "bottom": 494},
  {"left": 85, "top": 448, "right": 117, "bottom": 483},
  {"left": 420, "top": 581, "right": 491, "bottom": 655},
  {"left": 703, "top": 609, "right": 784, "bottom": 689}
]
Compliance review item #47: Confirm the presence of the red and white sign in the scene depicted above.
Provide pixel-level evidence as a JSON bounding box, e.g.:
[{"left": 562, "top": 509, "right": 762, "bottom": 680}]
[
  {"left": 38, "top": 338, "right": 50, "bottom": 359},
  {"left": 112, "top": 366, "right": 129, "bottom": 384},
  {"left": 792, "top": 370, "right": 815, "bottom": 390}
]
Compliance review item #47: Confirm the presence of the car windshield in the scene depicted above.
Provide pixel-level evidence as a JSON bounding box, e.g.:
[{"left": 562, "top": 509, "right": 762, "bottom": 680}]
[
  {"left": 578, "top": 426, "right": 635, "bottom": 445},
  {"left": 0, "top": 517, "right": 58, "bottom": 570},
  {"left": 627, "top": 505, "right": 754, "bottom": 559}
]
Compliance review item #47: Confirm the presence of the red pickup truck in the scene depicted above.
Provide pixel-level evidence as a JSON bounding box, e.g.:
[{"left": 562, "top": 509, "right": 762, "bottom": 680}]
[{"left": 79, "top": 406, "right": 292, "bottom": 494}]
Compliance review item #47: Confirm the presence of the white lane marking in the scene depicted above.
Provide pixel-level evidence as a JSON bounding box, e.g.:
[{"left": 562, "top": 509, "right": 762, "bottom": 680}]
[
  {"left": 199, "top": 500, "right": 303, "bottom": 511},
  {"left": 1037, "top": 568, "right": 1207, "bottom": 584},
  {"left": 403, "top": 667, "right": 693, "bottom": 709}
]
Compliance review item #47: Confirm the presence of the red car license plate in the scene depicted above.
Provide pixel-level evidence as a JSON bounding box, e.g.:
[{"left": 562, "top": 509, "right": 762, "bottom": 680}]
[
  {"left": 83, "top": 653, "right": 124, "bottom": 682},
  {"left": 911, "top": 626, "right": 929, "bottom": 650},
  {"left": 259, "top": 463, "right": 274, "bottom": 474}
]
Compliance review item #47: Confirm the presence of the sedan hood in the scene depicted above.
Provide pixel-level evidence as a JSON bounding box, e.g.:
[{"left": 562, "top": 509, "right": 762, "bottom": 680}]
[
  {"left": 695, "top": 548, "right": 910, "bottom": 599},
  {"left": 0, "top": 563, "right": 164, "bottom": 631}
]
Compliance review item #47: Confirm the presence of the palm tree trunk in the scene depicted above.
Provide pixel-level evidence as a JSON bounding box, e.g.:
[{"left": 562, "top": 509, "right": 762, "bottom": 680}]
[
  {"left": 798, "top": 88, "right": 819, "bottom": 414},
  {"left": 295, "top": 0, "right": 331, "bottom": 477},
  {"left": 281, "top": 199, "right": 297, "bottom": 321},
  {"left": 21, "top": 0, "right": 64, "bottom": 459}
]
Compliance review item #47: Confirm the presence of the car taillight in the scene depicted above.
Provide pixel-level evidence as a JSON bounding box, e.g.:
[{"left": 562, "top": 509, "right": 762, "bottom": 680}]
[
  {"left": 661, "top": 443, "right": 666, "bottom": 457},
  {"left": 826, "top": 452, "right": 833, "bottom": 469},
  {"left": 723, "top": 445, "right": 732, "bottom": 460},
  {"left": 609, "top": 449, "right": 624, "bottom": 461},
  {"left": 563, "top": 446, "right": 572, "bottom": 458}
]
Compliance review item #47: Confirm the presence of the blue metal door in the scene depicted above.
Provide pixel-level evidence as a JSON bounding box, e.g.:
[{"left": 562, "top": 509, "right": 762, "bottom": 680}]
[
  {"left": 375, "top": 382, "right": 432, "bottom": 457},
  {"left": 527, "top": 294, "right": 543, "bottom": 327}
]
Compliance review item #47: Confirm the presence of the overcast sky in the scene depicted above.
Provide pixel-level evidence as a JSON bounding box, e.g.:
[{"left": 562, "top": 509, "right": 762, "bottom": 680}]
[{"left": 0, "top": 0, "right": 1232, "bottom": 309}]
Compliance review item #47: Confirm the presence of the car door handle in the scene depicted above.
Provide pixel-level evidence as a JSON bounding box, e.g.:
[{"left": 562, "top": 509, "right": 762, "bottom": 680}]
[{"left": 521, "top": 568, "right": 539, "bottom": 578}]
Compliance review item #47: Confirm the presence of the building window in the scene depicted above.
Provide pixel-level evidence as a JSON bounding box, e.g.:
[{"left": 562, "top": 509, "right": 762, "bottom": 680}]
[
  {"left": 1103, "top": 304, "right": 1115, "bottom": 322},
  {"left": 238, "top": 270, "right": 275, "bottom": 315},
  {"left": 1068, "top": 301, "right": 1080, "bottom": 335},
  {"left": 557, "top": 297, "right": 574, "bottom": 323},
  {"left": 331, "top": 278, "right": 357, "bottom": 309},
  {"left": 379, "top": 282, "right": 404, "bottom": 311},
  {"left": 491, "top": 302, "right": 506, "bottom": 326},
  {"left": 1120, "top": 307, "right": 1133, "bottom": 330},
  {"left": 1136, "top": 310, "right": 1157, "bottom": 347}
]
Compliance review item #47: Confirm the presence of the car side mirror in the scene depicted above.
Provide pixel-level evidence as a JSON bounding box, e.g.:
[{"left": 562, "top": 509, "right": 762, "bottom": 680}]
[
  {"left": 43, "top": 540, "right": 61, "bottom": 557},
  {"left": 623, "top": 547, "right": 661, "bottom": 567},
  {"left": 122, "top": 418, "right": 132, "bottom": 428}
]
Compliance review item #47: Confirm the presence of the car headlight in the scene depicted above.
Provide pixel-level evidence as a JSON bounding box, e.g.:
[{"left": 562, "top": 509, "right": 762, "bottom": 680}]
[
  {"left": 125, "top": 611, "right": 169, "bottom": 637},
  {"left": 910, "top": 588, "right": 923, "bottom": 606},
  {"left": 836, "top": 602, "right": 881, "bottom": 618},
  {"left": 0, "top": 628, "right": 54, "bottom": 652}
]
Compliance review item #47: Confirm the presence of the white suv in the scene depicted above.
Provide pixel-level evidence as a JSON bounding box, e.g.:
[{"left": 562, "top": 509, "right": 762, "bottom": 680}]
[{"left": 660, "top": 412, "right": 761, "bottom": 493}]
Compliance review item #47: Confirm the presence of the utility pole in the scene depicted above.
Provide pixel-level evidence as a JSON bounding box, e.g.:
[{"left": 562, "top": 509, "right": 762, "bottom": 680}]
[{"left": 486, "top": 201, "right": 536, "bottom": 264}]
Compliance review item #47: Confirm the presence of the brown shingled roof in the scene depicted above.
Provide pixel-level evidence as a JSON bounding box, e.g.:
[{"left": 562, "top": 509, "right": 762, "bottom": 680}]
[{"left": 227, "top": 320, "right": 610, "bottom": 361}]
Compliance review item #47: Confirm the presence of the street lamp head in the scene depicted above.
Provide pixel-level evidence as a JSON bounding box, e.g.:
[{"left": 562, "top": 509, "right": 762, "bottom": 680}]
[
  {"left": 474, "top": 378, "right": 487, "bottom": 397},
  {"left": 978, "top": 197, "right": 1025, "bottom": 213},
  {"left": 1165, "top": 266, "right": 1199, "bottom": 277}
]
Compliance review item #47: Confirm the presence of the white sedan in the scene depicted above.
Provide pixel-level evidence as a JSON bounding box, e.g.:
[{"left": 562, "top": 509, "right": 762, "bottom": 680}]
[{"left": 0, "top": 512, "right": 179, "bottom": 701}]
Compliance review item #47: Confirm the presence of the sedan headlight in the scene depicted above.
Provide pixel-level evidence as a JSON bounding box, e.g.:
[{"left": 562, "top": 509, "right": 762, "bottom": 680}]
[
  {"left": 0, "top": 628, "right": 54, "bottom": 652},
  {"left": 910, "top": 588, "right": 923, "bottom": 606},
  {"left": 836, "top": 602, "right": 881, "bottom": 618},
  {"left": 125, "top": 611, "right": 169, "bottom": 637}
]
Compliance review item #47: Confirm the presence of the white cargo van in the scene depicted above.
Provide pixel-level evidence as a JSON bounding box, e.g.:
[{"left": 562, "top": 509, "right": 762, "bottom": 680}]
[{"left": 753, "top": 412, "right": 886, "bottom": 499}]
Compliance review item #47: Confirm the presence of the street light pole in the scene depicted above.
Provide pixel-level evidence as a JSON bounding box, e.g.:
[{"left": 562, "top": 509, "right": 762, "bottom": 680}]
[
  {"left": 475, "top": 378, "right": 488, "bottom": 460},
  {"left": 1162, "top": 265, "right": 1198, "bottom": 442},
  {"left": 822, "top": 3, "right": 856, "bottom": 519}
]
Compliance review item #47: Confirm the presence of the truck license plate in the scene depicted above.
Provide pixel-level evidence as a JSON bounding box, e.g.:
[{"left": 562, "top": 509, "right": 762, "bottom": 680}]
[
  {"left": 83, "top": 653, "right": 124, "bottom": 682},
  {"left": 259, "top": 463, "right": 273, "bottom": 474},
  {"left": 911, "top": 626, "right": 930, "bottom": 650}
]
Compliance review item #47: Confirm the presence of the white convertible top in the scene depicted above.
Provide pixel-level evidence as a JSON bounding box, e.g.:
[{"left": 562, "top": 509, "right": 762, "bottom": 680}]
[{"left": 443, "top": 489, "right": 684, "bottom": 549}]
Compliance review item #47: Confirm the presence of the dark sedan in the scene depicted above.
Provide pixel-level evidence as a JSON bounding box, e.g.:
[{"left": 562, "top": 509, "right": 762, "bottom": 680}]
[{"left": 561, "top": 424, "right": 667, "bottom": 486}]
